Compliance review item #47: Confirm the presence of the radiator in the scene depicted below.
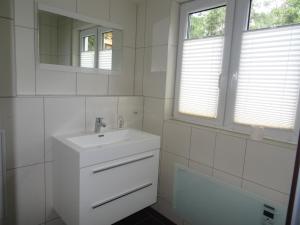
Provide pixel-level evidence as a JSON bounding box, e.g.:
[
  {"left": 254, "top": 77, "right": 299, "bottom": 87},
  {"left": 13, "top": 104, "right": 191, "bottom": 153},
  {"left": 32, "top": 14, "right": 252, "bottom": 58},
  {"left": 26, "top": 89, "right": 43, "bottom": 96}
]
[{"left": 173, "top": 165, "right": 287, "bottom": 225}]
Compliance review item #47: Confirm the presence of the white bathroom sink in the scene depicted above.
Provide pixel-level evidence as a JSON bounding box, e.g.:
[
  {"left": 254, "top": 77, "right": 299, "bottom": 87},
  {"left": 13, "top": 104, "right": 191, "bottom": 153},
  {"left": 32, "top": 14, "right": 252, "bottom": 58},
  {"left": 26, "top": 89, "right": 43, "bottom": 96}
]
[
  {"left": 53, "top": 129, "right": 160, "bottom": 168},
  {"left": 67, "top": 129, "right": 130, "bottom": 148}
]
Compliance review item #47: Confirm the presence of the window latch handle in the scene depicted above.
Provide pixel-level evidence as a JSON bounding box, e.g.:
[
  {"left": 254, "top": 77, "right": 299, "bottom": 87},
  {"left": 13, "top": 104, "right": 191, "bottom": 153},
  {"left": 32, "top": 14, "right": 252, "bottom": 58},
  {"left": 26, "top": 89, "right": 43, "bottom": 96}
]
[
  {"left": 218, "top": 73, "right": 222, "bottom": 89},
  {"left": 231, "top": 72, "right": 238, "bottom": 87}
]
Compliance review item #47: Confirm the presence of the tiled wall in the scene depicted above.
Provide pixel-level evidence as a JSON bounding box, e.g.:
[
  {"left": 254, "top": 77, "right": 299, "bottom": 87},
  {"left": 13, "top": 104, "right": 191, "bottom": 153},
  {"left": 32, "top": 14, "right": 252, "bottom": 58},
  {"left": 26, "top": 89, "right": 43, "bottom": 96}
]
[
  {"left": 0, "top": 96, "right": 143, "bottom": 225},
  {"left": 159, "top": 120, "right": 296, "bottom": 224},
  {"left": 136, "top": 0, "right": 179, "bottom": 136},
  {"left": 136, "top": 0, "right": 298, "bottom": 225},
  {"left": 0, "top": 0, "right": 142, "bottom": 224}
]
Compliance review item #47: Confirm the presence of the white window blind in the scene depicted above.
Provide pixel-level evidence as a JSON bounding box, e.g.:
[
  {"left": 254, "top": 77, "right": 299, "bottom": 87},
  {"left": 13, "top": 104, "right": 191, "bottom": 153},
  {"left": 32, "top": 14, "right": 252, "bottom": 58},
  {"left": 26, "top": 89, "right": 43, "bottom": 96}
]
[
  {"left": 178, "top": 36, "right": 224, "bottom": 118},
  {"left": 234, "top": 25, "right": 300, "bottom": 129},
  {"left": 80, "top": 51, "right": 95, "bottom": 68},
  {"left": 99, "top": 50, "right": 112, "bottom": 70}
]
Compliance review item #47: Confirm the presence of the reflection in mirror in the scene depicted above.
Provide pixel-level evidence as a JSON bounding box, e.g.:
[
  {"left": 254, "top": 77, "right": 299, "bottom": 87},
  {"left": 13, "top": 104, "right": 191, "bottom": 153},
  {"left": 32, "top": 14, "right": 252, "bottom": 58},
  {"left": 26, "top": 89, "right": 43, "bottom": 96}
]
[{"left": 38, "top": 10, "right": 123, "bottom": 71}]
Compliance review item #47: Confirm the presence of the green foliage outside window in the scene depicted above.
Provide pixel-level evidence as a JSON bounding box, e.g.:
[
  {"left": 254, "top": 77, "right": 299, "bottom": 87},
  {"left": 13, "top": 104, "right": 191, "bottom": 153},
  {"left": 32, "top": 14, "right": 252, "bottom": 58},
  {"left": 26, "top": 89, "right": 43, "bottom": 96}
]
[
  {"left": 187, "top": 0, "right": 300, "bottom": 39},
  {"left": 249, "top": 0, "right": 300, "bottom": 30},
  {"left": 188, "top": 6, "right": 226, "bottom": 39}
]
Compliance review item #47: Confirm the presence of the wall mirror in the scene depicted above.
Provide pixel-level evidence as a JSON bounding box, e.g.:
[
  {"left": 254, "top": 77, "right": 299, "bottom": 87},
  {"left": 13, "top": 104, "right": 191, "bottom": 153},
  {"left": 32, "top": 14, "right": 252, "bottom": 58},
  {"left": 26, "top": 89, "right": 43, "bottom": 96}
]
[{"left": 38, "top": 9, "right": 123, "bottom": 71}]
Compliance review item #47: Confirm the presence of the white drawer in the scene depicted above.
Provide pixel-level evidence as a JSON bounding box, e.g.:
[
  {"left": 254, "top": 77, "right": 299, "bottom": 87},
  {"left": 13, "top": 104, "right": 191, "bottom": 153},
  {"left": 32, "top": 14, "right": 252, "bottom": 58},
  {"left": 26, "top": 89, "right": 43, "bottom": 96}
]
[
  {"left": 79, "top": 150, "right": 159, "bottom": 219},
  {"left": 80, "top": 181, "right": 157, "bottom": 225}
]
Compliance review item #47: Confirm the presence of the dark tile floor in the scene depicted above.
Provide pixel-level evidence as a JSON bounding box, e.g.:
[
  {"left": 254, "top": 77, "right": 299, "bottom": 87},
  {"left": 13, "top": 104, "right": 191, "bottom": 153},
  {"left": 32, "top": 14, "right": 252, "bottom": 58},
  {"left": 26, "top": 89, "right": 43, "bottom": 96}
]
[{"left": 113, "top": 207, "right": 176, "bottom": 225}]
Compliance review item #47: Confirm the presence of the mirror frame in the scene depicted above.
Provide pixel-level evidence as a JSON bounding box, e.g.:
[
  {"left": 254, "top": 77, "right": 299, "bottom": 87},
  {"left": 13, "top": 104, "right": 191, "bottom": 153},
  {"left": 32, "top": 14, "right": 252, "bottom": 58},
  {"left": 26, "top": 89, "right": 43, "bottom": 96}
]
[{"left": 36, "top": 2, "right": 124, "bottom": 74}]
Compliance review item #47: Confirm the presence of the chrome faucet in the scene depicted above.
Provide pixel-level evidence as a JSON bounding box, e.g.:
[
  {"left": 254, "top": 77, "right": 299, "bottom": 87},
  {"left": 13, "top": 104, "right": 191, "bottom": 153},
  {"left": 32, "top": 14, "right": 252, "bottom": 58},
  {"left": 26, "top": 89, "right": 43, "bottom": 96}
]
[{"left": 94, "top": 117, "right": 106, "bottom": 133}]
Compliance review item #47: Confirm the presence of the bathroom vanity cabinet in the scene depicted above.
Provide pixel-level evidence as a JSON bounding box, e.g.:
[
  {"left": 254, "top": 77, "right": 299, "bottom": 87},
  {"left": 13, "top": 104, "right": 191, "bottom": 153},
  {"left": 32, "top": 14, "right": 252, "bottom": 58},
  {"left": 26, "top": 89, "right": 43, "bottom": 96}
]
[{"left": 52, "top": 129, "right": 160, "bottom": 225}]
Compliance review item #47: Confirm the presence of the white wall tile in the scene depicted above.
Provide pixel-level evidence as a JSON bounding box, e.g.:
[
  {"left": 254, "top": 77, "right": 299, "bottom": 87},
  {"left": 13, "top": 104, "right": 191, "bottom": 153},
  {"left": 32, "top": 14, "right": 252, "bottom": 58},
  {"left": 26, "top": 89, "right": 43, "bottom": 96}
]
[
  {"left": 136, "top": 0, "right": 146, "bottom": 48},
  {"left": 243, "top": 141, "right": 296, "bottom": 193},
  {"left": 189, "top": 160, "right": 213, "bottom": 177},
  {"left": 134, "top": 48, "right": 145, "bottom": 96},
  {"left": 165, "top": 45, "right": 177, "bottom": 99},
  {"left": 36, "top": 69, "right": 76, "bottom": 95},
  {"left": 15, "top": 27, "right": 35, "bottom": 95},
  {"left": 77, "top": 73, "right": 108, "bottom": 96},
  {"left": 214, "top": 134, "right": 246, "bottom": 177},
  {"left": 44, "top": 97, "right": 85, "bottom": 161},
  {"left": 190, "top": 128, "right": 216, "bottom": 167},
  {"left": 110, "top": 0, "right": 137, "bottom": 48},
  {"left": 39, "top": 0, "right": 76, "bottom": 12},
  {"left": 0, "top": 98, "right": 44, "bottom": 169},
  {"left": 159, "top": 151, "right": 188, "bottom": 202},
  {"left": 145, "top": 0, "right": 171, "bottom": 47},
  {"left": 109, "top": 48, "right": 135, "bottom": 95},
  {"left": 6, "top": 164, "right": 45, "bottom": 225},
  {"left": 143, "top": 97, "right": 165, "bottom": 136},
  {"left": 0, "top": 0, "right": 13, "bottom": 19},
  {"left": 117, "top": 97, "right": 143, "bottom": 129},
  {"left": 143, "top": 72, "right": 166, "bottom": 98},
  {"left": 86, "top": 97, "right": 118, "bottom": 132},
  {"left": 213, "top": 169, "right": 242, "bottom": 187},
  {"left": 77, "top": 0, "right": 109, "bottom": 21},
  {"left": 0, "top": 18, "right": 15, "bottom": 96},
  {"left": 243, "top": 180, "right": 290, "bottom": 206},
  {"left": 14, "top": 0, "right": 34, "bottom": 28},
  {"left": 45, "top": 162, "right": 58, "bottom": 222},
  {"left": 164, "top": 99, "right": 173, "bottom": 120},
  {"left": 163, "top": 121, "right": 191, "bottom": 158},
  {"left": 143, "top": 46, "right": 167, "bottom": 98},
  {"left": 168, "top": 1, "right": 179, "bottom": 46}
]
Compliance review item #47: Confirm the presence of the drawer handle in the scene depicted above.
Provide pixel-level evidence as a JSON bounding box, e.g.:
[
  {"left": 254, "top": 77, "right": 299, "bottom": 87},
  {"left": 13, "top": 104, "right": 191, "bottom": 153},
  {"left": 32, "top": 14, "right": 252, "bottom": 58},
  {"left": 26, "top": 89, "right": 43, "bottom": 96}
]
[
  {"left": 91, "top": 182, "right": 153, "bottom": 209},
  {"left": 92, "top": 154, "right": 154, "bottom": 174}
]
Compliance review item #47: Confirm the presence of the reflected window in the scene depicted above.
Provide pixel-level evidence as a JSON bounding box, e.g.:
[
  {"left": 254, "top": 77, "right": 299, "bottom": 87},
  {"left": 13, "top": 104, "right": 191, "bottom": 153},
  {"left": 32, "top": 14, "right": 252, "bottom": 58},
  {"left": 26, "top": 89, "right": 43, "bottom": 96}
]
[
  {"left": 99, "top": 31, "right": 113, "bottom": 70},
  {"left": 80, "top": 28, "right": 97, "bottom": 68}
]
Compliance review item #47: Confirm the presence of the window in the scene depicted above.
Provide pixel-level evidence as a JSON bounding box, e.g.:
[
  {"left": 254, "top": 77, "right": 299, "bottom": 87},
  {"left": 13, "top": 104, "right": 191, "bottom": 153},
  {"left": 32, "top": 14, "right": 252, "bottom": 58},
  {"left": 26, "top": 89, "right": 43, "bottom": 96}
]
[
  {"left": 175, "top": 0, "right": 235, "bottom": 126},
  {"left": 99, "top": 31, "right": 113, "bottom": 70},
  {"left": 80, "top": 28, "right": 97, "bottom": 68},
  {"left": 175, "top": 0, "right": 300, "bottom": 143},
  {"left": 80, "top": 28, "right": 113, "bottom": 70}
]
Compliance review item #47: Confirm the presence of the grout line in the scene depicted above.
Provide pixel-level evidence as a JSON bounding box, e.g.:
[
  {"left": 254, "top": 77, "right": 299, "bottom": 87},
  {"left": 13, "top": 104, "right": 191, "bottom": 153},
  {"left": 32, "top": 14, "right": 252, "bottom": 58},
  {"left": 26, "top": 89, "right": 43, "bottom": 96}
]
[
  {"left": 84, "top": 96, "right": 87, "bottom": 132},
  {"left": 43, "top": 97, "right": 46, "bottom": 163},
  {"left": 133, "top": 2, "right": 138, "bottom": 95},
  {"left": 241, "top": 139, "right": 248, "bottom": 178},
  {"left": 141, "top": 96, "right": 145, "bottom": 130},
  {"left": 75, "top": 72, "right": 78, "bottom": 95},
  {"left": 108, "top": 0, "right": 111, "bottom": 21},
  {"left": 43, "top": 158, "right": 47, "bottom": 223},
  {"left": 212, "top": 132, "right": 217, "bottom": 170},
  {"left": 116, "top": 96, "right": 120, "bottom": 128},
  {"left": 187, "top": 126, "right": 192, "bottom": 167},
  {"left": 14, "top": 24, "right": 37, "bottom": 30},
  {"left": 0, "top": 15, "right": 13, "bottom": 20},
  {"left": 6, "top": 161, "right": 45, "bottom": 171}
]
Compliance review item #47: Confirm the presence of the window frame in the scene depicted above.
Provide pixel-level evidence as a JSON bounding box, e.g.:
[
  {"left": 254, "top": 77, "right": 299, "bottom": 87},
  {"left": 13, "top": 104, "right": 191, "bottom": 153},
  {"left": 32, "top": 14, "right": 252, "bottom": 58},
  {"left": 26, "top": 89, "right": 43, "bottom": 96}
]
[
  {"left": 174, "top": 0, "right": 235, "bottom": 128},
  {"left": 224, "top": 0, "right": 300, "bottom": 143},
  {"left": 79, "top": 27, "right": 98, "bottom": 68},
  {"left": 97, "top": 27, "right": 113, "bottom": 70},
  {"left": 175, "top": 0, "right": 300, "bottom": 143}
]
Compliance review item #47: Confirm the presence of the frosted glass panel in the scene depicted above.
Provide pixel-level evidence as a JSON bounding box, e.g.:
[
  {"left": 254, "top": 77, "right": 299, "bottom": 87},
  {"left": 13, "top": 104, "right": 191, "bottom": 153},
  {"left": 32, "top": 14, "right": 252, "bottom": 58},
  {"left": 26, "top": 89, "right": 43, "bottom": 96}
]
[{"left": 173, "top": 166, "right": 287, "bottom": 225}]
